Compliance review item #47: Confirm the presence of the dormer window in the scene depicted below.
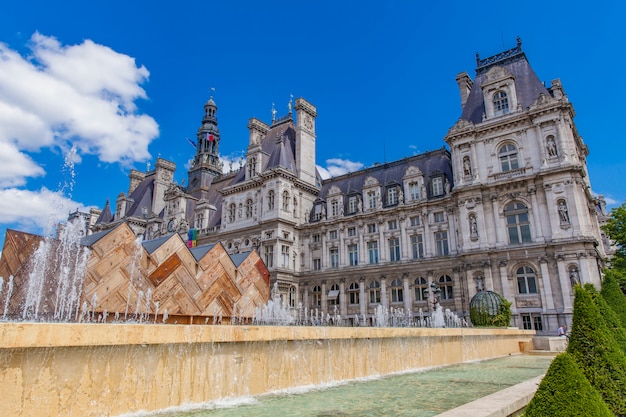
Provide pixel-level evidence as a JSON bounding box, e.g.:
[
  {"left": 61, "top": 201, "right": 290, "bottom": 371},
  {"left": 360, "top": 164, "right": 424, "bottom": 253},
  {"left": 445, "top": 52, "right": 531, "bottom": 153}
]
[
  {"left": 432, "top": 177, "right": 444, "bottom": 196},
  {"left": 387, "top": 186, "right": 398, "bottom": 206},
  {"left": 499, "top": 143, "right": 519, "bottom": 172},
  {"left": 493, "top": 91, "right": 509, "bottom": 116}
]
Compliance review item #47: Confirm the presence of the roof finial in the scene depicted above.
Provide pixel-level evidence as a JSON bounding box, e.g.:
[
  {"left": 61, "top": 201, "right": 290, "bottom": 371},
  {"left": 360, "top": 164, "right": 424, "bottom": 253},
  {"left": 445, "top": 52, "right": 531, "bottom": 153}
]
[
  {"left": 516, "top": 36, "right": 522, "bottom": 49},
  {"left": 209, "top": 86, "right": 216, "bottom": 99},
  {"left": 271, "top": 103, "right": 277, "bottom": 122},
  {"left": 288, "top": 94, "right": 293, "bottom": 114},
  {"left": 475, "top": 52, "right": 480, "bottom": 67}
]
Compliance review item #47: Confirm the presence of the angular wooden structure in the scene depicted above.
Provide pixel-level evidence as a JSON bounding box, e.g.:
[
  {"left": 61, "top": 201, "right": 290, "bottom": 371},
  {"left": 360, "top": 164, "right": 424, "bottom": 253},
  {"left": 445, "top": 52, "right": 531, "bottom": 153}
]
[{"left": 0, "top": 223, "right": 270, "bottom": 322}]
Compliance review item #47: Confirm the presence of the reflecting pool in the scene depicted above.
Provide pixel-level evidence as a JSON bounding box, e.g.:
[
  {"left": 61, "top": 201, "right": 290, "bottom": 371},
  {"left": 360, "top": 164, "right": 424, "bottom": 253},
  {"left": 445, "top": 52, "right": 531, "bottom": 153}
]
[{"left": 148, "top": 355, "right": 553, "bottom": 417}]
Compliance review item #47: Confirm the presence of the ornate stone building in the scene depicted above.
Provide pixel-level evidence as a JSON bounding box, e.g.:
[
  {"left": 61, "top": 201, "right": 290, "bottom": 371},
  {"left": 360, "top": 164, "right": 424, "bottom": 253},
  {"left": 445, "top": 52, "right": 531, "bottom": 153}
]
[{"left": 84, "top": 40, "right": 607, "bottom": 334}]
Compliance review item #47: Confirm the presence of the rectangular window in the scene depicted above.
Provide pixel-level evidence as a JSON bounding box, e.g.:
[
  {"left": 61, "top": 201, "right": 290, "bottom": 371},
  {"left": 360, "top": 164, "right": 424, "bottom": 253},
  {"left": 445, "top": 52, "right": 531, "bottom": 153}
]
[
  {"left": 389, "top": 238, "right": 400, "bottom": 262},
  {"left": 433, "top": 211, "right": 445, "bottom": 223},
  {"left": 312, "top": 234, "right": 321, "bottom": 243},
  {"left": 313, "top": 258, "right": 321, "bottom": 271},
  {"left": 368, "top": 191, "right": 377, "bottom": 209},
  {"left": 411, "top": 234, "right": 424, "bottom": 259},
  {"left": 388, "top": 220, "right": 398, "bottom": 230},
  {"left": 432, "top": 177, "right": 443, "bottom": 196},
  {"left": 331, "top": 200, "right": 339, "bottom": 217},
  {"left": 329, "top": 230, "right": 338, "bottom": 240},
  {"left": 348, "top": 196, "right": 357, "bottom": 214},
  {"left": 435, "top": 231, "right": 449, "bottom": 256},
  {"left": 330, "top": 248, "right": 339, "bottom": 269},
  {"left": 367, "top": 223, "right": 377, "bottom": 234},
  {"left": 368, "top": 241, "right": 379, "bottom": 264},
  {"left": 521, "top": 314, "right": 532, "bottom": 330},
  {"left": 313, "top": 204, "right": 322, "bottom": 220},
  {"left": 387, "top": 187, "right": 398, "bottom": 205},
  {"left": 264, "top": 245, "right": 274, "bottom": 268},
  {"left": 347, "top": 227, "right": 357, "bottom": 237},
  {"left": 533, "top": 315, "right": 543, "bottom": 331},
  {"left": 348, "top": 244, "right": 358, "bottom": 266},
  {"left": 409, "top": 182, "right": 420, "bottom": 200},
  {"left": 517, "top": 276, "right": 537, "bottom": 294},
  {"left": 281, "top": 245, "right": 290, "bottom": 268},
  {"left": 410, "top": 216, "right": 420, "bottom": 227}
]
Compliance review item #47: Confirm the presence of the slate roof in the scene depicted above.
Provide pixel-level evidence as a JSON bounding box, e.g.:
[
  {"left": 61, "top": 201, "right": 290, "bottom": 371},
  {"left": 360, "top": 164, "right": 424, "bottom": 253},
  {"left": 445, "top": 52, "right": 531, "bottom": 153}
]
[
  {"left": 189, "top": 243, "right": 217, "bottom": 261},
  {"left": 461, "top": 48, "right": 549, "bottom": 124},
  {"left": 80, "top": 227, "right": 116, "bottom": 247},
  {"left": 95, "top": 199, "right": 113, "bottom": 224},
  {"left": 229, "top": 251, "right": 250, "bottom": 267},
  {"left": 142, "top": 234, "right": 173, "bottom": 254}
]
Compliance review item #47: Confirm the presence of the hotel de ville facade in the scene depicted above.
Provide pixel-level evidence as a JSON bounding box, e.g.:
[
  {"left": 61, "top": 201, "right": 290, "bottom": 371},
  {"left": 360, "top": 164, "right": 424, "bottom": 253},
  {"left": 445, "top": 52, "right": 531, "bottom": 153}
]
[{"left": 81, "top": 39, "right": 609, "bottom": 335}]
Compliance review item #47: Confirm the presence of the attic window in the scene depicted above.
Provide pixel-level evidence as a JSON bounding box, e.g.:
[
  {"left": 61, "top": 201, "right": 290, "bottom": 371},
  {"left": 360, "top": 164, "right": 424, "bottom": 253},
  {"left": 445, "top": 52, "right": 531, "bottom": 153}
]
[{"left": 493, "top": 91, "right": 509, "bottom": 116}]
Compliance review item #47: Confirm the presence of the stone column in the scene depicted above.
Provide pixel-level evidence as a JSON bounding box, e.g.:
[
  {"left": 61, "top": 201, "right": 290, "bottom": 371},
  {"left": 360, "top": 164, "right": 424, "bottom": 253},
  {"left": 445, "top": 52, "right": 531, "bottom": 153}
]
[
  {"left": 321, "top": 281, "right": 327, "bottom": 316},
  {"left": 498, "top": 261, "right": 517, "bottom": 315},
  {"left": 339, "top": 279, "right": 347, "bottom": 319},
  {"left": 380, "top": 276, "right": 388, "bottom": 309},
  {"left": 538, "top": 257, "right": 555, "bottom": 311},
  {"left": 556, "top": 258, "right": 573, "bottom": 313},
  {"left": 403, "top": 274, "right": 411, "bottom": 312},
  {"left": 359, "top": 277, "right": 366, "bottom": 325}
]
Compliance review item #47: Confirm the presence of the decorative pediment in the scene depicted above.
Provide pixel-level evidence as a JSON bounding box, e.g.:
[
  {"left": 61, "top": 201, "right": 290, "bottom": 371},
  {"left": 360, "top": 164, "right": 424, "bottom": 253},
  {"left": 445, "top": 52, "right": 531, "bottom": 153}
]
[
  {"left": 485, "top": 65, "right": 514, "bottom": 83},
  {"left": 327, "top": 185, "right": 342, "bottom": 196},
  {"left": 404, "top": 165, "right": 424, "bottom": 178},
  {"left": 363, "top": 176, "right": 380, "bottom": 187}
]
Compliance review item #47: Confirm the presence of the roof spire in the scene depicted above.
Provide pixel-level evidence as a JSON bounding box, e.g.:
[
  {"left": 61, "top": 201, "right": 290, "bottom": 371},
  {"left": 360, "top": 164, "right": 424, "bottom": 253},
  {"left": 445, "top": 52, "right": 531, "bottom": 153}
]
[
  {"left": 288, "top": 94, "right": 293, "bottom": 114},
  {"left": 271, "top": 103, "right": 277, "bottom": 123}
]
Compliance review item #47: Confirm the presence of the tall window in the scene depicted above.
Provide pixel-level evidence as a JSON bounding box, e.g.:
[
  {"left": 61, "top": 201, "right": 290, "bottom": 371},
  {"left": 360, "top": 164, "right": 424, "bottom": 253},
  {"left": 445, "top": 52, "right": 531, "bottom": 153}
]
[
  {"left": 388, "top": 220, "right": 398, "bottom": 230},
  {"left": 248, "top": 157, "right": 256, "bottom": 177},
  {"left": 389, "top": 238, "right": 400, "bottom": 262},
  {"left": 432, "top": 177, "right": 443, "bottom": 196},
  {"left": 499, "top": 143, "right": 519, "bottom": 172},
  {"left": 312, "top": 234, "right": 321, "bottom": 243},
  {"left": 390, "top": 279, "right": 403, "bottom": 303},
  {"left": 439, "top": 275, "right": 453, "bottom": 300},
  {"left": 289, "top": 286, "right": 296, "bottom": 308},
  {"left": 329, "top": 248, "right": 339, "bottom": 269},
  {"left": 433, "top": 211, "right": 445, "bottom": 223},
  {"left": 329, "top": 230, "right": 338, "bottom": 240},
  {"left": 368, "top": 191, "right": 377, "bottom": 209},
  {"left": 414, "top": 277, "right": 427, "bottom": 301},
  {"left": 435, "top": 231, "right": 449, "bottom": 256},
  {"left": 369, "top": 281, "right": 381, "bottom": 303},
  {"left": 387, "top": 187, "right": 398, "bottom": 206},
  {"left": 328, "top": 284, "right": 339, "bottom": 305},
  {"left": 411, "top": 234, "right": 424, "bottom": 259},
  {"left": 264, "top": 245, "right": 274, "bottom": 268},
  {"left": 282, "top": 191, "right": 289, "bottom": 211},
  {"left": 367, "top": 223, "right": 377, "bottom": 233},
  {"left": 313, "top": 258, "right": 321, "bottom": 270},
  {"left": 409, "top": 182, "right": 420, "bottom": 200},
  {"left": 410, "top": 216, "right": 420, "bottom": 227},
  {"left": 493, "top": 91, "right": 509, "bottom": 116},
  {"left": 348, "top": 244, "right": 358, "bottom": 266},
  {"left": 229, "top": 203, "right": 236, "bottom": 223},
  {"left": 331, "top": 200, "right": 339, "bottom": 217},
  {"left": 521, "top": 313, "right": 542, "bottom": 331},
  {"left": 347, "top": 227, "right": 357, "bottom": 237},
  {"left": 348, "top": 282, "right": 360, "bottom": 305},
  {"left": 505, "top": 202, "right": 532, "bottom": 244},
  {"left": 281, "top": 245, "right": 290, "bottom": 268},
  {"left": 348, "top": 196, "right": 358, "bottom": 214},
  {"left": 195, "top": 213, "right": 204, "bottom": 229},
  {"left": 368, "top": 241, "right": 379, "bottom": 264},
  {"left": 313, "top": 204, "right": 322, "bottom": 220},
  {"left": 267, "top": 190, "right": 275, "bottom": 210},
  {"left": 516, "top": 266, "right": 537, "bottom": 294},
  {"left": 245, "top": 198, "right": 253, "bottom": 218},
  {"left": 312, "top": 285, "right": 321, "bottom": 307}
]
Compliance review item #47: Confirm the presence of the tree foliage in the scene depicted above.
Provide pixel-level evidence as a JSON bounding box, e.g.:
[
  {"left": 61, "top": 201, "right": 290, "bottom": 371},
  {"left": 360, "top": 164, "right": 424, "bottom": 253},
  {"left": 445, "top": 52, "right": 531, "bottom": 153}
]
[
  {"left": 567, "top": 285, "right": 626, "bottom": 416},
  {"left": 585, "top": 283, "right": 626, "bottom": 354},
  {"left": 523, "top": 353, "right": 612, "bottom": 417},
  {"left": 602, "top": 269, "right": 626, "bottom": 328},
  {"left": 602, "top": 201, "right": 626, "bottom": 290}
]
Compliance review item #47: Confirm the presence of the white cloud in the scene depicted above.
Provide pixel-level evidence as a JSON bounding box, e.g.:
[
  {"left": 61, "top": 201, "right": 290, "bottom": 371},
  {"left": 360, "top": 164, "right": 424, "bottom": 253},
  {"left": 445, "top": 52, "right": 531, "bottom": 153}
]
[
  {"left": 0, "top": 187, "right": 87, "bottom": 235},
  {"left": 318, "top": 158, "right": 364, "bottom": 179},
  {"left": 0, "top": 33, "right": 159, "bottom": 237}
]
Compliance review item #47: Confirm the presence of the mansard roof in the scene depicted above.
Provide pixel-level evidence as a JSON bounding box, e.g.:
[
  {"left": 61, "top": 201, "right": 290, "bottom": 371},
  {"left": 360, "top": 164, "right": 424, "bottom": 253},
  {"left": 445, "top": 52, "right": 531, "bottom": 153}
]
[
  {"left": 460, "top": 42, "right": 549, "bottom": 124},
  {"left": 260, "top": 119, "right": 297, "bottom": 173},
  {"left": 317, "top": 148, "right": 452, "bottom": 201},
  {"left": 95, "top": 199, "right": 113, "bottom": 224}
]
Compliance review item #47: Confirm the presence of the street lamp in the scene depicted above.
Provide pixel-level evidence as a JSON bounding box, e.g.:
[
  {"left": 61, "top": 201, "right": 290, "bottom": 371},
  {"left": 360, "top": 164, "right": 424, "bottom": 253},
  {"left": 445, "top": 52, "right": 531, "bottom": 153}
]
[{"left": 423, "top": 282, "right": 441, "bottom": 312}]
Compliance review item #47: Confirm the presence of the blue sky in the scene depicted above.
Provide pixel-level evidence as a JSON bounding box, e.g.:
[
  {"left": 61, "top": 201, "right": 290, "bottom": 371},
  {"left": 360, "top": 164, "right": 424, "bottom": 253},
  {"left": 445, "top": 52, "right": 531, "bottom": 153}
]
[{"left": 0, "top": 0, "right": 625, "bottom": 250}]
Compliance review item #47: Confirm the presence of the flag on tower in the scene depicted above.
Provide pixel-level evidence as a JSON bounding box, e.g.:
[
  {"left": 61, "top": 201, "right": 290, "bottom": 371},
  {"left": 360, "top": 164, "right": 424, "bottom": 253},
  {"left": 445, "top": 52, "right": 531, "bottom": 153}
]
[{"left": 186, "top": 138, "right": 197, "bottom": 148}]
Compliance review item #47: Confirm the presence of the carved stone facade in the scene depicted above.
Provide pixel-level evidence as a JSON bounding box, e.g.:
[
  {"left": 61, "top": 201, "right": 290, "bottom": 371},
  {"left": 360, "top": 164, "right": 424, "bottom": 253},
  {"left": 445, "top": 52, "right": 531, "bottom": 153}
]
[{"left": 84, "top": 41, "right": 607, "bottom": 334}]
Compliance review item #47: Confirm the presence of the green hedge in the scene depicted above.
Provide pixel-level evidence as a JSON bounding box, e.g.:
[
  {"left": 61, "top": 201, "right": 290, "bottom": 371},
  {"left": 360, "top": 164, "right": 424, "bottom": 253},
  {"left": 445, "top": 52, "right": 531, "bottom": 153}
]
[
  {"left": 586, "top": 283, "right": 626, "bottom": 354},
  {"left": 524, "top": 352, "right": 612, "bottom": 417},
  {"left": 601, "top": 269, "right": 626, "bottom": 329},
  {"left": 567, "top": 285, "right": 626, "bottom": 416}
]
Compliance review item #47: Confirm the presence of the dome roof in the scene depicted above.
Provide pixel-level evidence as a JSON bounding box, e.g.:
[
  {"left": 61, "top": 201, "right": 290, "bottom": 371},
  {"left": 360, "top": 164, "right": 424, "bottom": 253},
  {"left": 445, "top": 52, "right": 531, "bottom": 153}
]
[{"left": 469, "top": 290, "right": 504, "bottom": 316}]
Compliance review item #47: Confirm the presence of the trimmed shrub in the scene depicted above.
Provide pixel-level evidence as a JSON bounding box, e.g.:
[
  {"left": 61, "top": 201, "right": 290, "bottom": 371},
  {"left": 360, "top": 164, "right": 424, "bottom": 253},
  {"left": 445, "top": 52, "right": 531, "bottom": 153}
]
[
  {"left": 524, "top": 352, "right": 612, "bottom": 417},
  {"left": 586, "top": 283, "right": 626, "bottom": 354},
  {"left": 601, "top": 269, "right": 626, "bottom": 328},
  {"left": 567, "top": 285, "right": 626, "bottom": 416}
]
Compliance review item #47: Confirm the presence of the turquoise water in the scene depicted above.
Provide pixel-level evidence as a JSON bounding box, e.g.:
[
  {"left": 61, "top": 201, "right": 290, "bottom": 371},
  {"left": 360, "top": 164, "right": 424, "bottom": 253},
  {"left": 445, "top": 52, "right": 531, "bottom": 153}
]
[{"left": 154, "top": 355, "right": 553, "bottom": 417}]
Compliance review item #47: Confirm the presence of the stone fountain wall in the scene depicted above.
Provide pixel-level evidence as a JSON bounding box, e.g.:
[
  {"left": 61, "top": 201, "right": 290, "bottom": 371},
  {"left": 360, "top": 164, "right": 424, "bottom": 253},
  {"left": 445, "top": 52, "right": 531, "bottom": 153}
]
[{"left": 0, "top": 323, "right": 535, "bottom": 417}]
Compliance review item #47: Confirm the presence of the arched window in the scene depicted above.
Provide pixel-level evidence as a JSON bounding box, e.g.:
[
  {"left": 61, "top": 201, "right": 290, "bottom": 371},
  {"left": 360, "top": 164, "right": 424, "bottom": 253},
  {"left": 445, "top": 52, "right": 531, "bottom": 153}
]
[
  {"left": 438, "top": 275, "right": 453, "bottom": 300},
  {"left": 289, "top": 286, "right": 296, "bottom": 308},
  {"left": 267, "top": 190, "right": 275, "bottom": 210},
  {"left": 245, "top": 198, "right": 253, "bottom": 218},
  {"left": 369, "top": 280, "right": 381, "bottom": 304},
  {"left": 414, "top": 277, "right": 427, "bottom": 302},
  {"left": 516, "top": 266, "right": 537, "bottom": 294},
  {"left": 328, "top": 283, "right": 340, "bottom": 306},
  {"left": 499, "top": 143, "right": 519, "bottom": 172},
  {"left": 282, "top": 191, "right": 289, "bottom": 211},
  {"left": 228, "top": 203, "right": 236, "bottom": 223},
  {"left": 348, "top": 282, "right": 360, "bottom": 305},
  {"left": 312, "top": 285, "right": 321, "bottom": 307},
  {"left": 390, "top": 279, "right": 403, "bottom": 303},
  {"left": 493, "top": 91, "right": 509, "bottom": 116},
  {"left": 505, "top": 202, "right": 532, "bottom": 244}
]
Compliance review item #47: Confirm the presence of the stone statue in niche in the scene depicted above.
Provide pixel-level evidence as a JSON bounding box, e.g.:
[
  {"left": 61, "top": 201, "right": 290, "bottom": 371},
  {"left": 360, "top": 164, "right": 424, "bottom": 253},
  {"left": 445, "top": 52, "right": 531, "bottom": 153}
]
[
  {"left": 569, "top": 269, "right": 580, "bottom": 286},
  {"left": 445, "top": 179, "right": 451, "bottom": 195},
  {"left": 558, "top": 200, "right": 570, "bottom": 223},
  {"left": 357, "top": 198, "right": 362, "bottom": 213},
  {"left": 546, "top": 136, "right": 558, "bottom": 157},
  {"left": 469, "top": 215, "right": 478, "bottom": 239},
  {"left": 399, "top": 189, "right": 404, "bottom": 204},
  {"left": 475, "top": 276, "right": 484, "bottom": 292},
  {"left": 463, "top": 156, "right": 472, "bottom": 176}
]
